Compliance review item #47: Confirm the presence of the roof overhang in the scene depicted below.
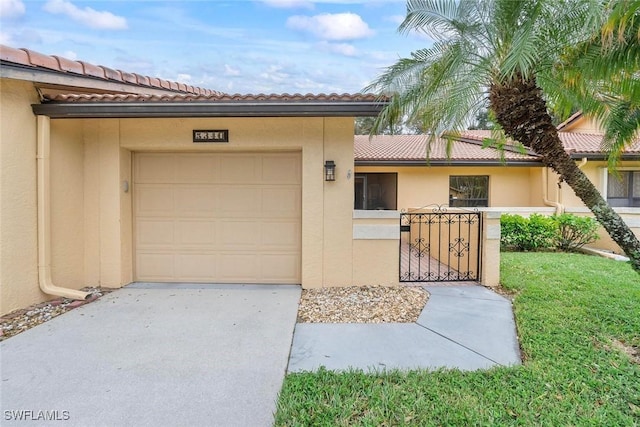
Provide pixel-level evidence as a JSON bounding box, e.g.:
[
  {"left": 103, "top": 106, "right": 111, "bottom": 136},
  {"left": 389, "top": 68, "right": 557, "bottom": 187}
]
[
  {"left": 355, "top": 160, "right": 544, "bottom": 167},
  {"left": 569, "top": 153, "right": 640, "bottom": 161},
  {"left": 2, "top": 62, "right": 185, "bottom": 97},
  {"left": 31, "top": 99, "right": 388, "bottom": 118}
]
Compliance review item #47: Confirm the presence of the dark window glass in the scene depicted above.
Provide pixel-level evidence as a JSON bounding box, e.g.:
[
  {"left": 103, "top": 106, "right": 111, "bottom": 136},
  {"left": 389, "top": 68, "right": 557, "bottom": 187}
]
[
  {"left": 607, "top": 171, "right": 640, "bottom": 207},
  {"left": 449, "top": 176, "right": 489, "bottom": 207},
  {"left": 354, "top": 173, "right": 397, "bottom": 210}
]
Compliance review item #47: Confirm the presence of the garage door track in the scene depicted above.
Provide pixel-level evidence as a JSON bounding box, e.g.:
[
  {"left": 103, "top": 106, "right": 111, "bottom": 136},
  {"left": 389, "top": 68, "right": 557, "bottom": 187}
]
[{"left": 0, "top": 284, "right": 301, "bottom": 427}]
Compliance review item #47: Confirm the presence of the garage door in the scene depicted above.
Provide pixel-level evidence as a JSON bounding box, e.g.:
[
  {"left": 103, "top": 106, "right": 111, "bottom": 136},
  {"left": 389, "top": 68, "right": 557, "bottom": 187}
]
[{"left": 134, "top": 152, "right": 301, "bottom": 283}]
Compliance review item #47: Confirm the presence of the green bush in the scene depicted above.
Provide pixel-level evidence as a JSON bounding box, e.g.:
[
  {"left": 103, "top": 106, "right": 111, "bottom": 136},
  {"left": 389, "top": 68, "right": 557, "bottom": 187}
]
[
  {"left": 552, "top": 213, "right": 600, "bottom": 251},
  {"left": 500, "top": 213, "right": 555, "bottom": 251},
  {"left": 500, "top": 213, "right": 599, "bottom": 252}
]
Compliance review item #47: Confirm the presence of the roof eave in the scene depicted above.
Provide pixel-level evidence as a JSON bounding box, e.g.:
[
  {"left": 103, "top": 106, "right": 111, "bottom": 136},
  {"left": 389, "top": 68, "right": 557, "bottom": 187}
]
[
  {"left": 569, "top": 153, "right": 640, "bottom": 161},
  {"left": 2, "top": 62, "right": 187, "bottom": 97},
  {"left": 31, "top": 101, "right": 387, "bottom": 118},
  {"left": 355, "top": 159, "right": 543, "bottom": 167}
]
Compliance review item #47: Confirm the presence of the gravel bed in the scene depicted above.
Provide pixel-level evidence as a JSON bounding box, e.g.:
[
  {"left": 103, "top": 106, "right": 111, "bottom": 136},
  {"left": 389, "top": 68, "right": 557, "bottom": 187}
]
[
  {"left": 297, "top": 285, "right": 429, "bottom": 323},
  {"left": 0, "top": 287, "right": 115, "bottom": 341}
]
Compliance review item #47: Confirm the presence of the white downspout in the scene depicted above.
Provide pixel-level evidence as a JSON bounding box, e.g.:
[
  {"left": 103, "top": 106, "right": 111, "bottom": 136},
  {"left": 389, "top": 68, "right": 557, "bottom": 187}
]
[
  {"left": 542, "top": 167, "right": 564, "bottom": 214},
  {"left": 37, "top": 115, "right": 90, "bottom": 301}
]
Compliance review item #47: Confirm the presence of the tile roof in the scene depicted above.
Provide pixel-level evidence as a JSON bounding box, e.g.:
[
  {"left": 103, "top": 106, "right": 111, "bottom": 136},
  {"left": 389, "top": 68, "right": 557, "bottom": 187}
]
[
  {"left": 460, "top": 129, "right": 640, "bottom": 156},
  {"left": 354, "top": 135, "right": 541, "bottom": 163},
  {"left": 42, "top": 92, "right": 381, "bottom": 103},
  {"left": 0, "top": 44, "right": 217, "bottom": 96}
]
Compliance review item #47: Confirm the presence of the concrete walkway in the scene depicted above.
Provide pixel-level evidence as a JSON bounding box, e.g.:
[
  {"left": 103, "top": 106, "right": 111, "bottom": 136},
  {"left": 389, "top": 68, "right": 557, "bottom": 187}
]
[
  {"left": 0, "top": 284, "right": 301, "bottom": 427},
  {"left": 288, "top": 285, "right": 521, "bottom": 372}
]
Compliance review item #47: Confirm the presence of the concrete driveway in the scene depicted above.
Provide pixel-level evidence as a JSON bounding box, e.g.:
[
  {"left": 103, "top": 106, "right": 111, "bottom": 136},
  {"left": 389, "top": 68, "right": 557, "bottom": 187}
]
[{"left": 0, "top": 283, "right": 301, "bottom": 427}]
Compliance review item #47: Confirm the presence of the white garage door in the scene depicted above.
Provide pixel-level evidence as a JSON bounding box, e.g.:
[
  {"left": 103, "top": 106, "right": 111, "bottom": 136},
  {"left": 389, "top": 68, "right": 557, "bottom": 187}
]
[{"left": 134, "top": 152, "right": 301, "bottom": 283}]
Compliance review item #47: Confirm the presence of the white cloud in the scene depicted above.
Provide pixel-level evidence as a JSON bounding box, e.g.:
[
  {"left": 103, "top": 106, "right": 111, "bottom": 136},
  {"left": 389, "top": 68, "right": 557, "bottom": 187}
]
[
  {"left": 224, "top": 64, "right": 240, "bottom": 77},
  {"left": 177, "top": 73, "right": 192, "bottom": 82},
  {"left": 261, "top": 0, "right": 314, "bottom": 9},
  {"left": 319, "top": 41, "right": 357, "bottom": 57},
  {"left": 287, "top": 12, "right": 374, "bottom": 41},
  {"left": 0, "top": 0, "right": 25, "bottom": 19},
  {"left": 259, "top": 65, "right": 290, "bottom": 84},
  {"left": 43, "top": 0, "right": 127, "bottom": 30},
  {"left": 63, "top": 50, "right": 77, "bottom": 60}
]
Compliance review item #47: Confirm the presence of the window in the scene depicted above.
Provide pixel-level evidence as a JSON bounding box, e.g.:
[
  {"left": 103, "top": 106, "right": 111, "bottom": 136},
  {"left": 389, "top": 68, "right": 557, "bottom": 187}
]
[
  {"left": 354, "top": 173, "right": 397, "bottom": 210},
  {"left": 449, "top": 176, "right": 489, "bottom": 207},
  {"left": 607, "top": 171, "right": 640, "bottom": 207}
]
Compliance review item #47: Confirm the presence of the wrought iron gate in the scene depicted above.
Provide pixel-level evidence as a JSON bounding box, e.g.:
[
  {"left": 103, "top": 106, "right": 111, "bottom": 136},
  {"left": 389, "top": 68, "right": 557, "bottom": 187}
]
[{"left": 400, "top": 206, "right": 482, "bottom": 282}]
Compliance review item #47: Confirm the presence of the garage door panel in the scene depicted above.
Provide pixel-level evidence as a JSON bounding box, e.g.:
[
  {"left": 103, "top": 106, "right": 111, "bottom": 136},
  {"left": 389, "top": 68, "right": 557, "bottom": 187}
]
[
  {"left": 218, "top": 155, "right": 260, "bottom": 183},
  {"left": 217, "top": 187, "right": 261, "bottom": 213},
  {"left": 136, "top": 185, "right": 175, "bottom": 217},
  {"left": 135, "top": 152, "right": 300, "bottom": 283},
  {"left": 176, "top": 254, "right": 217, "bottom": 280},
  {"left": 136, "top": 253, "right": 175, "bottom": 280},
  {"left": 174, "top": 186, "right": 218, "bottom": 216},
  {"left": 218, "top": 254, "right": 260, "bottom": 281},
  {"left": 261, "top": 254, "right": 300, "bottom": 282},
  {"left": 175, "top": 155, "right": 219, "bottom": 183},
  {"left": 137, "top": 220, "right": 174, "bottom": 246},
  {"left": 262, "top": 188, "right": 301, "bottom": 217},
  {"left": 135, "top": 154, "right": 175, "bottom": 183},
  {"left": 262, "top": 155, "right": 301, "bottom": 184},
  {"left": 218, "top": 221, "right": 260, "bottom": 249},
  {"left": 261, "top": 221, "right": 300, "bottom": 249},
  {"left": 176, "top": 220, "right": 216, "bottom": 246}
]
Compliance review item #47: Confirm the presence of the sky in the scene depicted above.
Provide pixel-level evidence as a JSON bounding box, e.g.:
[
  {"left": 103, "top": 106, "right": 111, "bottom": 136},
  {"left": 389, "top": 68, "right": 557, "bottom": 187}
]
[{"left": 0, "top": 0, "right": 433, "bottom": 94}]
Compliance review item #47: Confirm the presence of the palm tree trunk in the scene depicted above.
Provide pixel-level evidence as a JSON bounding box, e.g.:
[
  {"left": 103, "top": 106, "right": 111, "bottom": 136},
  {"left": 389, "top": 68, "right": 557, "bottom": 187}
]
[{"left": 489, "top": 75, "right": 640, "bottom": 271}]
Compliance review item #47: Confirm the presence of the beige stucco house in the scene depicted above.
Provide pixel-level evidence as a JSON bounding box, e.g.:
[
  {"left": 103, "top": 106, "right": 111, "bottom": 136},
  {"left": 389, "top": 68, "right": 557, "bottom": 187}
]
[
  {"left": 1, "top": 45, "right": 402, "bottom": 315},
  {"left": 354, "top": 120, "right": 640, "bottom": 255},
  {"left": 1, "top": 45, "right": 638, "bottom": 316}
]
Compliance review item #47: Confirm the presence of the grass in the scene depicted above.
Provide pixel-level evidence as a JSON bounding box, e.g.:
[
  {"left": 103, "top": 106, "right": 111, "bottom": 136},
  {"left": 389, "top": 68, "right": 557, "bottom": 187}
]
[{"left": 274, "top": 252, "right": 640, "bottom": 426}]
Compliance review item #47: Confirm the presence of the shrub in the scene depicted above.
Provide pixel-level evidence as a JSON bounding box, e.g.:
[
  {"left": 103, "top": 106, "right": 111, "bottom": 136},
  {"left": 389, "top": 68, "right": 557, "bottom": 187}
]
[
  {"left": 500, "top": 213, "right": 600, "bottom": 252},
  {"left": 552, "top": 213, "right": 600, "bottom": 251},
  {"left": 500, "top": 213, "right": 555, "bottom": 251}
]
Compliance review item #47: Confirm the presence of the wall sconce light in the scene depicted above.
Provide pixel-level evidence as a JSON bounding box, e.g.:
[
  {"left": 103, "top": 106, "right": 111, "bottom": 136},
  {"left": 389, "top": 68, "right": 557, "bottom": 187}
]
[{"left": 324, "top": 160, "right": 336, "bottom": 181}]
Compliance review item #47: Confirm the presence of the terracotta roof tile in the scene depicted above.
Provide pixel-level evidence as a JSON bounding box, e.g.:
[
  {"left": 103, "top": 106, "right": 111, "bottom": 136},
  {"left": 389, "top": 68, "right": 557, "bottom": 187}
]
[
  {"left": 133, "top": 73, "right": 150, "bottom": 86},
  {"left": 354, "top": 135, "right": 540, "bottom": 163},
  {"left": 22, "top": 48, "right": 59, "bottom": 70},
  {"left": 79, "top": 61, "right": 106, "bottom": 79},
  {"left": 0, "top": 44, "right": 217, "bottom": 96},
  {"left": 0, "top": 45, "right": 29, "bottom": 64},
  {"left": 43, "top": 92, "right": 381, "bottom": 103},
  {"left": 148, "top": 76, "right": 162, "bottom": 88},
  {"left": 53, "top": 55, "right": 84, "bottom": 74},
  {"left": 460, "top": 129, "right": 640, "bottom": 156}
]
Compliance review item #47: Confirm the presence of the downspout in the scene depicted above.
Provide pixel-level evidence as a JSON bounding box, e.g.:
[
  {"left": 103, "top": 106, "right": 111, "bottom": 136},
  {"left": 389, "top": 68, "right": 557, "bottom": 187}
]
[
  {"left": 542, "top": 167, "right": 564, "bottom": 214},
  {"left": 37, "top": 115, "right": 90, "bottom": 300}
]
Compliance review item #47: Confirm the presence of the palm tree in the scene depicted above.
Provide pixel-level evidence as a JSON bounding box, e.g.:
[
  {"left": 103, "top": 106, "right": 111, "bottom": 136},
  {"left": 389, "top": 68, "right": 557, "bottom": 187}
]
[{"left": 366, "top": 0, "right": 640, "bottom": 272}]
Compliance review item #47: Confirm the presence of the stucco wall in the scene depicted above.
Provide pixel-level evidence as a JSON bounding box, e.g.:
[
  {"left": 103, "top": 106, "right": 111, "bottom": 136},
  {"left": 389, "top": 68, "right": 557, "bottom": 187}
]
[
  {"left": 547, "top": 160, "right": 640, "bottom": 254},
  {"left": 355, "top": 165, "right": 545, "bottom": 209},
  {"left": 0, "top": 79, "right": 46, "bottom": 314},
  {"left": 95, "top": 118, "right": 353, "bottom": 287},
  {"left": 50, "top": 120, "right": 85, "bottom": 289}
]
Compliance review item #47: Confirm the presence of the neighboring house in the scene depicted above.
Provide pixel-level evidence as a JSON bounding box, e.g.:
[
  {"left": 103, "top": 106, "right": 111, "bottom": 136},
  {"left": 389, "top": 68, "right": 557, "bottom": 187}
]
[
  {"left": 354, "top": 121, "right": 640, "bottom": 254},
  {"left": 0, "top": 45, "right": 391, "bottom": 315}
]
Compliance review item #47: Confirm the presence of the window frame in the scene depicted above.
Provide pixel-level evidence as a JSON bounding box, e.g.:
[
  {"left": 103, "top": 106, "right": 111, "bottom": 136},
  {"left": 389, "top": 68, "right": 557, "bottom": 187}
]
[
  {"left": 603, "top": 168, "right": 640, "bottom": 207},
  {"left": 354, "top": 172, "right": 398, "bottom": 210},
  {"left": 449, "top": 175, "right": 490, "bottom": 208}
]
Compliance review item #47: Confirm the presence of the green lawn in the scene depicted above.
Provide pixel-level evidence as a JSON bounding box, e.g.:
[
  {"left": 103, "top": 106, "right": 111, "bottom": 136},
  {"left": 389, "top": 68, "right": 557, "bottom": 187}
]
[{"left": 275, "top": 252, "right": 640, "bottom": 426}]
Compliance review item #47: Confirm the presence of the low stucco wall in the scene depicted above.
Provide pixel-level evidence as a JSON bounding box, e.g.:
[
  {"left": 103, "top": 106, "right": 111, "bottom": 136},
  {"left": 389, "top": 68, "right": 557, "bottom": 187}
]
[{"left": 352, "top": 210, "right": 400, "bottom": 286}]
